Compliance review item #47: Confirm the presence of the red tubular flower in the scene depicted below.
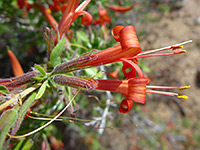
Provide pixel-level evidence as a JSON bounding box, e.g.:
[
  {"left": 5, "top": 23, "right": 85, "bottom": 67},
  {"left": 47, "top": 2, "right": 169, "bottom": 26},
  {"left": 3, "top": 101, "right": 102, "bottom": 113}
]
[
  {"left": 39, "top": 5, "right": 59, "bottom": 32},
  {"left": 94, "top": 8, "right": 111, "bottom": 26},
  {"left": 106, "top": 4, "right": 134, "bottom": 13},
  {"left": 126, "top": 77, "right": 150, "bottom": 104},
  {"left": 17, "top": 0, "right": 33, "bottom": 11},
  {"left": 7, "top": 50, "right": 24, "bottom": 77},
  {"left": 79, "top": 25, "right": 141, "bottom": 67},
  {"left": 17, "top": 0, "right": 33, "bottom": 17},
  {"left": 95, "top": 77, "right": 149, "bottom": 101},
  {"left": 109, "top": 67, "right": 120, "bottom": 79},
  {"left": 49, "top": 0, "right": 61, "bottom": 12},
  {"left": 94, "top": 7, "right": 111, "bottom": 40},
  {"left": 16, "top": 0, "right": 92, "bottom": 42},
  {"left": 58, "top": 0, "right": 92, "bottom": 37},
  {"left": 95, "top": 77, "right": 149, "bottom": 113},
  {"left": 17, "top": 0, "right": 27, "bottom": 9},
  {"left": 66, "top": 29, "right": 73, "bottom": 38},
  {"left": 61, "top": 4, "right": 68, "bottom": 14}
]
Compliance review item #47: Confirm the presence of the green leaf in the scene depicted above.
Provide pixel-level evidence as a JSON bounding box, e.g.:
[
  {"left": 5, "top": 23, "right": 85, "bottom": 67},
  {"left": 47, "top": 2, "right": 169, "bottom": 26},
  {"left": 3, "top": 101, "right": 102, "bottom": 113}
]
[
  {"left": 34, "top": 64, "right": 46, "bottom": 76},
  {"left": 13, "top": 139, "right": 33, "bottom": 150},
  {"left": 77, "top": 31, "right": 89, "bottom": 43},
  {"left": 13, "top": 139, "right": 24, "bottom": 150},
  {"left": 50, "top": 37, "right": 65, "bottom": 67},
  {"left": 35, "top": 80, "right": 48, "bottom": 100},
  {"left": 84, "top": 68, "right": 103, "bottom": 78},
  {"left": 0, "top": 108, "right": 18, "bottom": 149},
  {"left": 76, "top": 31, "right": 92, "bottom": 48},
  {"left": 21, "top": 139, "right": 33, "bottom": 150},
  {"left": 12, "top": 92, "right": 36, "bottom": 136},
  {"left": 0, "top": 85, "right": 9, "bottom": 94}
]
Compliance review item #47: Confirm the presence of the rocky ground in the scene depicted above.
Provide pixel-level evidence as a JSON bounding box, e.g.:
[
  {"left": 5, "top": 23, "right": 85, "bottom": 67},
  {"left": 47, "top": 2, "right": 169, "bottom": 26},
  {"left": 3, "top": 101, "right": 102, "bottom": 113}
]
[{"left": 99, "top": 0, "right": 200, "bottom": 149}]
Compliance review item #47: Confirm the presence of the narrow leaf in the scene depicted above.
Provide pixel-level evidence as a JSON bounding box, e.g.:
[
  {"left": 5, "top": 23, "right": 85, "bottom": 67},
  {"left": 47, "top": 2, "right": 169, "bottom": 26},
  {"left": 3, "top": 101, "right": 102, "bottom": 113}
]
[
  {"left": 35, "top": 80, "right": 48, "bottom": 100},
  {"left": 11, "top": 92, "right": 36, "bottom": 136},
  {"left": 0, "top": 85, "right": 10, "bottom": 94},
  {"left": 0, "top": 107, "right": 18, "bottom": 149},
  {"left": 21, "top": 139, "right": 33, "bottom": 150},
  {"left": 34, "top": 64, "right": 46, "bottom": 76},
  {"left": 50, "top": 37, "right": 65, "bottom": 67},
  {"left": 13, "top": 138, "right": 24, "bottom": 150},
  {"left": 13, "top": 138, "right": 33, "bottom": 150}
]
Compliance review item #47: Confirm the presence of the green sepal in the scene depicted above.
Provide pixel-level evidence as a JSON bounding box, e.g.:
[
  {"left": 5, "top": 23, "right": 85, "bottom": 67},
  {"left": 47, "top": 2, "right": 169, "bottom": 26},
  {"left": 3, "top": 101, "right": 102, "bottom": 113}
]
[
  {"left": 34, "top": 64, "right": 46, "bottom": 76},
  {"left": 35, "top": 80, "right": 48, "bottom": 100}
]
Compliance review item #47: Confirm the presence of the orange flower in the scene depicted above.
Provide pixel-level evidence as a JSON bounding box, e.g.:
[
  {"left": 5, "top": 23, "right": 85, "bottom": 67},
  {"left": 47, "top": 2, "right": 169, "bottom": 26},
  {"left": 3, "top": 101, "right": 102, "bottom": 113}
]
[
  {"left": 79, "top": 25, "right": 141, "bottom": 67},
  {"left": 94, "top": 7, "right": 111, "bottom": 40},
  {"left": 17, "top": 0, "right": 33, "bottom": 17},
  {"left": 119, "top": 99, "right": 133, "bottom": 114},
  {"left": 39, "top": 5, "right": 59, "bottom": 32},
  {"left": 109, "top": 67, "right": 120, "bottom": 79},
  {"left": 17, "top": 0, "right": 92, "bottom": 41},
  {"left": 49, "top": 0, "right": 61, "bottom": 12},
  {"left": 94, "top": 8, "right": 111, "bottom": 26},
  {"left": 58, "top": 0, "right": 92, "bottom": 38},
  {"left": 7, "top": 50, "right": 24, "bottom": 77},
  {"left": 106, "top": 4, "right": 134, "bottom": 13},
  {"left": 17, "top": 0, "right": 33, "bottom": 10},
  {"left": 95, "top": 77, "right": 149, "bottom": 102}
]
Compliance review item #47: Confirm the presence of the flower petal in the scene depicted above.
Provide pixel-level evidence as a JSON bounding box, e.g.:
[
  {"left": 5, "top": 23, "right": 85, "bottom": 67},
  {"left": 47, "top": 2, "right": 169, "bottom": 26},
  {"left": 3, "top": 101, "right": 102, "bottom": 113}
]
[
  {"left": 80, "top": 25, "right": 141, "bottom": 67},
  {"left": 106, "top": 4, "right": 134, "bottom": 13},
  {"left": 8, "top": 50, "right": 24, "bottom": 77},
  {"left": 119, "top": 99, "right": 133, "bottom": 114},
  {"left": 127, "top": 77, "right": 149, "bottom": 104},
  {"left": 73, "top": 11, "right": 93, "bottom": 26},
  {"left": 112, "top": 25, "right": 124, "bottom": 42},
  {"left": 122, "top": 61, "right": 136, "bottom": 78}
]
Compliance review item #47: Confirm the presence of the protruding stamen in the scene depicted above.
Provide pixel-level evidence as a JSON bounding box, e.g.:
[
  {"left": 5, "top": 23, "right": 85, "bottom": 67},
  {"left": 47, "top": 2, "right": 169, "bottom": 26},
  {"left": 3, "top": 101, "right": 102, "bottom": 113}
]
[
  {"left": 146, "top": 90, "right": 178, "bottom": 97},
  {"left": 171, "top": 45, "right": 183, "bottom": 50},
  {"left": 179, "top": 85, "right": 191, "bottom": 90},
  {"left": 147, "top": 85, "right": 179, "bottom": 89},
  {"left": 146, "top": 89, "right": 189, "bottom": 99},
  {"left": 138, "top": 40, "right": 192, "bottom": 56},
  {"left": 174, "top": 50, "right": 187, "bottom": 54},
  {"left": 147, "top": 85, "right": 190, "bottom": 90},
  {"left": 177, "top": 94, "right": 188, "bottom": 99}
]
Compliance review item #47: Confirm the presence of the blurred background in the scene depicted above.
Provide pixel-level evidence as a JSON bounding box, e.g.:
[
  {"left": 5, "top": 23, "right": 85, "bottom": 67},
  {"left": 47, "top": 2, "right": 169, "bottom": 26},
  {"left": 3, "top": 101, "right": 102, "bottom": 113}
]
[{"left": 0, "top": 0, "right": 200, "bottom": 149}]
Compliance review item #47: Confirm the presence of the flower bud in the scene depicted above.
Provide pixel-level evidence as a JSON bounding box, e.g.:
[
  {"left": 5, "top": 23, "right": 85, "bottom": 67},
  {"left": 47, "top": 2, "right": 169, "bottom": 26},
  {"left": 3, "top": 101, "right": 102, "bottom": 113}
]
[{"left": 52, "top": 75, "right": 97, "bottom": 90}]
